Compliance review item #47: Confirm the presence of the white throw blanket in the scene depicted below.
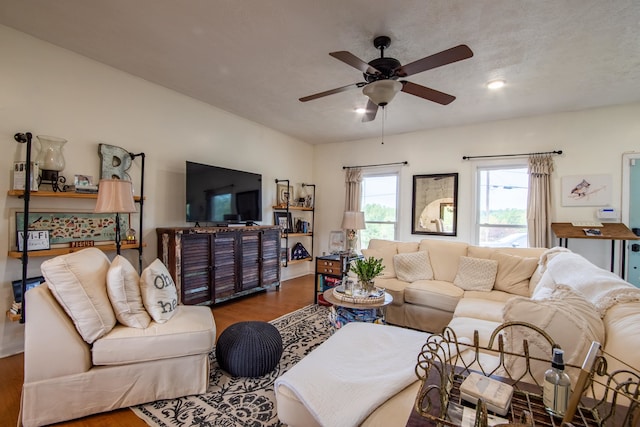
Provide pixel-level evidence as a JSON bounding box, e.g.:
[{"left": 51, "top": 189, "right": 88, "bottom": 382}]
[
  {"left": 274, "top": 322, "right": 430, "bottom": 427},
  {"left": 537, "top": 251, "right": 640, "bottom": 317}
]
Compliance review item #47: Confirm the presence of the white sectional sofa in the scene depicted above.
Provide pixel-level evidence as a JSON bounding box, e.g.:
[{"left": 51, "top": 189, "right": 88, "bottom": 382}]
[
  {"left": 276, "top": 238, "right": 640, "bottom": 427},
  {"left": 363, "top": 238, "right": 547, "bottom": 334}
]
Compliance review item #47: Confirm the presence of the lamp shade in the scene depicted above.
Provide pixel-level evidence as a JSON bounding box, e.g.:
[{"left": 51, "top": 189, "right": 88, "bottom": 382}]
[
  {"left": 94, "top": 179, "right": 137, "bottom": 213},
  {"left": 341, "top": 211, "right": 366, "bottom": 230},
  {"left": 362, "top": 80, "right": 403, "bottom": 106}
]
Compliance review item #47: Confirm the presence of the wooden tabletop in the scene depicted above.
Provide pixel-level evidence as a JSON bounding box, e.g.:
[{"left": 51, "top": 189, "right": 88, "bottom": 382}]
[{"left": 551, "top": 222, "right": 640, "bottom": 240}]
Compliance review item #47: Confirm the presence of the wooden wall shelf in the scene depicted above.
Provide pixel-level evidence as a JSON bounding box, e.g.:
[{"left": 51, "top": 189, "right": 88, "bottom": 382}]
[
  {"left": 7, "top": 243, "right": 145, "bottom": 259},
  {"left": 287, "top": 257, "right": 312, "bottom": 265},
  {"left": 272, "top": 205, "right": 313, "bottom": 211},
  {"left": 6, "top": 311, "right": 21, "bottom": 322},
  {"left": 8, "top": 189, "right": 142, "bottom": 201}
]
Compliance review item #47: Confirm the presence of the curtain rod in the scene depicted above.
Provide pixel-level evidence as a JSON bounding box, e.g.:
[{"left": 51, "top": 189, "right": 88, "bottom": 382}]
[
  {"left": 462, "top": 150, "right": 562, "bottom": 160},
  {"left": 342, "top": 161, "right": 408, "bottom": 170}
]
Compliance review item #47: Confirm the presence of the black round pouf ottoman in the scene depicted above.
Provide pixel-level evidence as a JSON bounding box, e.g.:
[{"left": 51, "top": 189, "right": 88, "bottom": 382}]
[{"left": 215, "top": 321, "right": 283, "bottom": 377}]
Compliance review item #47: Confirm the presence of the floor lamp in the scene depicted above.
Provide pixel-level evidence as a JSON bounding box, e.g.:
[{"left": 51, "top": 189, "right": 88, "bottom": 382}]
[{"left": 94, "top": 179, "right": 137, "bottom": 255}]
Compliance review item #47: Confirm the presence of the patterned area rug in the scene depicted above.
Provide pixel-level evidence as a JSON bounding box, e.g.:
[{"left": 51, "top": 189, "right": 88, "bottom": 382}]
[{"left": 132, "top": 304, "right": 332, "bottom": 427}]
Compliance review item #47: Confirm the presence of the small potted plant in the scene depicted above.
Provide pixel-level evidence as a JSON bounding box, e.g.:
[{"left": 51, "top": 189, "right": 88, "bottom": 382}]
[{"left": 350, "top": 256, "right": 385, "bottom": 293}]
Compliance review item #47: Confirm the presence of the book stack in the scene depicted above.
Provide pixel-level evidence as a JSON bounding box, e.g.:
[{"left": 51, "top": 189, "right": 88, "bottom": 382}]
[
  {"left": 75, "top": 185, "right": 98, "bottom": 194},
  {"left": 9, "top": 301, "right": 22, "bottom": 316}
]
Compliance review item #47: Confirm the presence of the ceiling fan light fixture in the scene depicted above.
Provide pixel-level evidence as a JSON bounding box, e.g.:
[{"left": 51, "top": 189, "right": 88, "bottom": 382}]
[
  {"left": 487, "top": 79, "right": 506, "bottom": 90},
  {"left": 363, "top": 80, "right": 403, "bottom": 106}
]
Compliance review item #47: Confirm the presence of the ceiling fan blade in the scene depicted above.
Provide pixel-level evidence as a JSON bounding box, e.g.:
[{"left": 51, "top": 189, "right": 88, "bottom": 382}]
[
  {"left": 330, "top": 51, "right": 381, "bottom": 75},
  {"left": 362, "top": 99, "right": 378, "bottom": 122},
  {"left": 394, "top": 44, "right": 473, "bottom": 77},
  {"left": 299, "top": 82, "right": 363, "bottom": 102},
  {"left": 401, "top": 81, "right": 456, "bottom": 105}
]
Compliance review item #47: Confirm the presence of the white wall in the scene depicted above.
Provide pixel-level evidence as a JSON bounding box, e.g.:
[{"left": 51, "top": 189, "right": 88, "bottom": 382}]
[
  {"left": 0, "top": 25, "right": 314, "bottom": 357},
  {"left": 313, "top": 103, "right": 640, "bottom": 270},
  {"left": 2, "top": 22, "right": 639, "bottom": 358}
]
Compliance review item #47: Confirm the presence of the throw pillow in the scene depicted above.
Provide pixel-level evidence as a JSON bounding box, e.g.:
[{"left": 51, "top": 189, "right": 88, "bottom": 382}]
[
  {"left": 502, "top": 285, "right": 605, "bottom": 384},
  {"left": 362, "top": 245, "right": 397, "bottom": 278},
  {"left": 453, "top": 256, "right": 498, "bottom": 291},
  {"left": 106, "top": 255, "right": 151, "bottom": 328},
  {"left": 140, "top": 259, "right": 179, "bottom": 323},
  {"left": 490, "top": 252, "right": 539, "bottom": 297},
  {"left": 41, "top": 248, "right": 116, "bottom": 344},
  {"left": 393, "top": 251, "right": 434, "bottom": 282}
]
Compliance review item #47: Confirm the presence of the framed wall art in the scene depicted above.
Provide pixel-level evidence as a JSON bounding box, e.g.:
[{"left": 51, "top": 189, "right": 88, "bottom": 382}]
[
  {"left": 274, "top": 211, "right": 293, "bottom": 233},
  {"left": 412, "top": 173, "right": 458, "bottom": 236},
  {"left": 276, "top": 183, "right": 294, "bottom": 207},
  {"left": 561, "top": 174, "right": 612, "bottom": 206},
  {"left": 13, "top": 210, "right": 130, "bottom": 249},
  {"left": 328, "top": 230, "right": 346, "bottom": 254}
]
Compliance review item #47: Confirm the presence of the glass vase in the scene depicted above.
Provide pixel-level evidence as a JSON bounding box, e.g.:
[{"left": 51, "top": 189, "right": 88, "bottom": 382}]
[{"left": 35, "top": 135, "right": 67, "bottom": 171}]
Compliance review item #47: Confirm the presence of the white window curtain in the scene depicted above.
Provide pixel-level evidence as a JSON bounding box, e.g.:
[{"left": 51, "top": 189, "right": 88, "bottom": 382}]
[
  {"left": 527, "top": 154, "right": 554, "bottom": 248},
  {"left": 344, "top": 168, "right": 362, "bottom": 211}
]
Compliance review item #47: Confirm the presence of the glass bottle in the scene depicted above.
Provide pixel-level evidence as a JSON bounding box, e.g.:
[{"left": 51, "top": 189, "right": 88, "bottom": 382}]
[{"left": 543, "top": 348, "right": 571, "bottom": 417}]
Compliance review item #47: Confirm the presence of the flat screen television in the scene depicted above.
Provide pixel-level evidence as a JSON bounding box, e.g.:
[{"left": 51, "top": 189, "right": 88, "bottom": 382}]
[{"left": 186, "top": 161, "right": 262, "bottom": 224}]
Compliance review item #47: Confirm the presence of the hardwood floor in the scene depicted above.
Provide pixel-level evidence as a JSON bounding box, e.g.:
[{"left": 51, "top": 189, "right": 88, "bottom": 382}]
[{"left": 0, "top": 274, "right": 315, "bottom": 427}]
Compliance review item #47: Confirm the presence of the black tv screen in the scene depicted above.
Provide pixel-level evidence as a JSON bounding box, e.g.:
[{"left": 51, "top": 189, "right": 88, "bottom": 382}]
[{"left": 186, "top": 161, "right": 262, "bottom": 224}]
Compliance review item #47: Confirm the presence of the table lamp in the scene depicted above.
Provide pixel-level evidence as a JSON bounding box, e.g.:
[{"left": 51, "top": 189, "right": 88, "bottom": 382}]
[
  {"left": 94, "top": 179, "right": 137, "bottom": 255},
  {"left": 341, "top": 211, "right": 365, "bottom": 254}
]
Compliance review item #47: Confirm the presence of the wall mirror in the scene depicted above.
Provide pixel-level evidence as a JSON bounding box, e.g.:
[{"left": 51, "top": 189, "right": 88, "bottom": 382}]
[{"left": 412, "top": 173, "right": 458, "bottom": 236}]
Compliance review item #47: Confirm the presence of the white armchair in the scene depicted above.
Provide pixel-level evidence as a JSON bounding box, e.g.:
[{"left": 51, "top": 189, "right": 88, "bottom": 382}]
[{"left": 20, "top": 249, "right": 216, "bottom": 427}]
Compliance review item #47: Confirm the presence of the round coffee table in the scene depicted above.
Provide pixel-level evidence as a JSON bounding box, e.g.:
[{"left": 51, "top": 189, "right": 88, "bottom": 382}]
[{"left": 323, "top": 288, "right": 393, "bottom": 328}]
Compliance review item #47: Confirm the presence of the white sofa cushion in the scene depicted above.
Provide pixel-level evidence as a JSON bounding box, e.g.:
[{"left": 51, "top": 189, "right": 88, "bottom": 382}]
[
  {"left": 491, "top": 252, "right": 539, "bottom": 297},
  {"left": 502, "top": 285, "right": 605, "bottom": 384},
  {"left": 393, "top": 251, "right": 433, "bottom": 282},
  {"left": 374, "top": 277, "right": 410, "bottom": 307},
  {"left": 362, "top": 245, "right": 397, "bottom": 279},
  {"left": 404, "top": 280, "right": 464, "bottom": 312},
  {"left": 453, "top": 256, "right": 498, "bottom": 292},
  {"left": 419, "top": 239, "right": 469, "bottom": 282},
  {"left": 41, "top": 248, "right": 116, "bottom": 344},
  {"left": 453, "top": 298, "right": 506, "bottom": 323},
  {"left": 92, "top": 305, "right": 215, "bottom": 365},
  {"left": 396, "top": 241, "right": 419, "bottom": 253},
  {"left": 602, "top": 302, "right": 640, "bottom": 384},
  {"left": 140, "top": 259, "right": 179, "bottom": 323},
  {"left": 106, "top": 255, "right": 151, "bottom": 328},
  {"left": 447, "top": 317, "right": 502, "bottom": 348}
]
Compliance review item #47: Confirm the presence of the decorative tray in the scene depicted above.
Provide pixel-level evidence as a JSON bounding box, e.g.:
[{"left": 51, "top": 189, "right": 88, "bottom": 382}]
[{"left": 332, "top": 285, "right": 385, "bottom": 304}]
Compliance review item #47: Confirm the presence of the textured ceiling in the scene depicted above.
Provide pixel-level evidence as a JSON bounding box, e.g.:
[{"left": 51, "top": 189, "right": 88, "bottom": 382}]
[{"left": 1, "top": 0, "right": 639, "bottom": 144}]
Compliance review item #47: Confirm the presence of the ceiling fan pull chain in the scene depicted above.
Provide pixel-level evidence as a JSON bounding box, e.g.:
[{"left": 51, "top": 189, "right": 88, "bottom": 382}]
[{"left": 381, "top": 107, "right": 386, "bottom": 145}]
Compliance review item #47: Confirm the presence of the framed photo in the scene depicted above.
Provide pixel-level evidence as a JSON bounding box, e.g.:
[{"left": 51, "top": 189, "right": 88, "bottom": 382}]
[
  {"left": 74, "top": 174, "right": 94, "bottom": 187},
  {"left": 277, "top": 183, "right": 294, "bottom": 206},
  {"left": 328, "top": 230, "right": 346, "bottom": 254},
  {"left": 412, "top": 173, "right": 458, "bottom": 236},
  {"left": 11, "top": 276, "right": 45, "bottom": 303},
  {"left": 17, "top": 229, "right": 51, "bottom": 251},
  {"left": 274, "top": 211, "right": 293, "bottom": 233},
  {"left": 561, "top": 174, "right": 612, "bottom": 206}
]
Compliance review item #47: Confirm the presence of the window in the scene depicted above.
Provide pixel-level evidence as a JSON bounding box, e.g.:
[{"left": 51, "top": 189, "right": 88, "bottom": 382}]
[
  {"left": 476, "top": 165, "right": 529, "bottom": 247},
  {"left": 360, "top": 173, "right": 399, "bottom": 248}
]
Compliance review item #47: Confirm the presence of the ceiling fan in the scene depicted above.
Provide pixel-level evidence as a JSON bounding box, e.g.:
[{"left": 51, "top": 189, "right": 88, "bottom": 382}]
[{"left": 299, "top": 36, "right": 473, "bottom": 122}]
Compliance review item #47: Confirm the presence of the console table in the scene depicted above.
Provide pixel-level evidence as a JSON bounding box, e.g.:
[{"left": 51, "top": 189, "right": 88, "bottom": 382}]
[{"left": 550, "top": 222, "right": 639, "bottom": 279}]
